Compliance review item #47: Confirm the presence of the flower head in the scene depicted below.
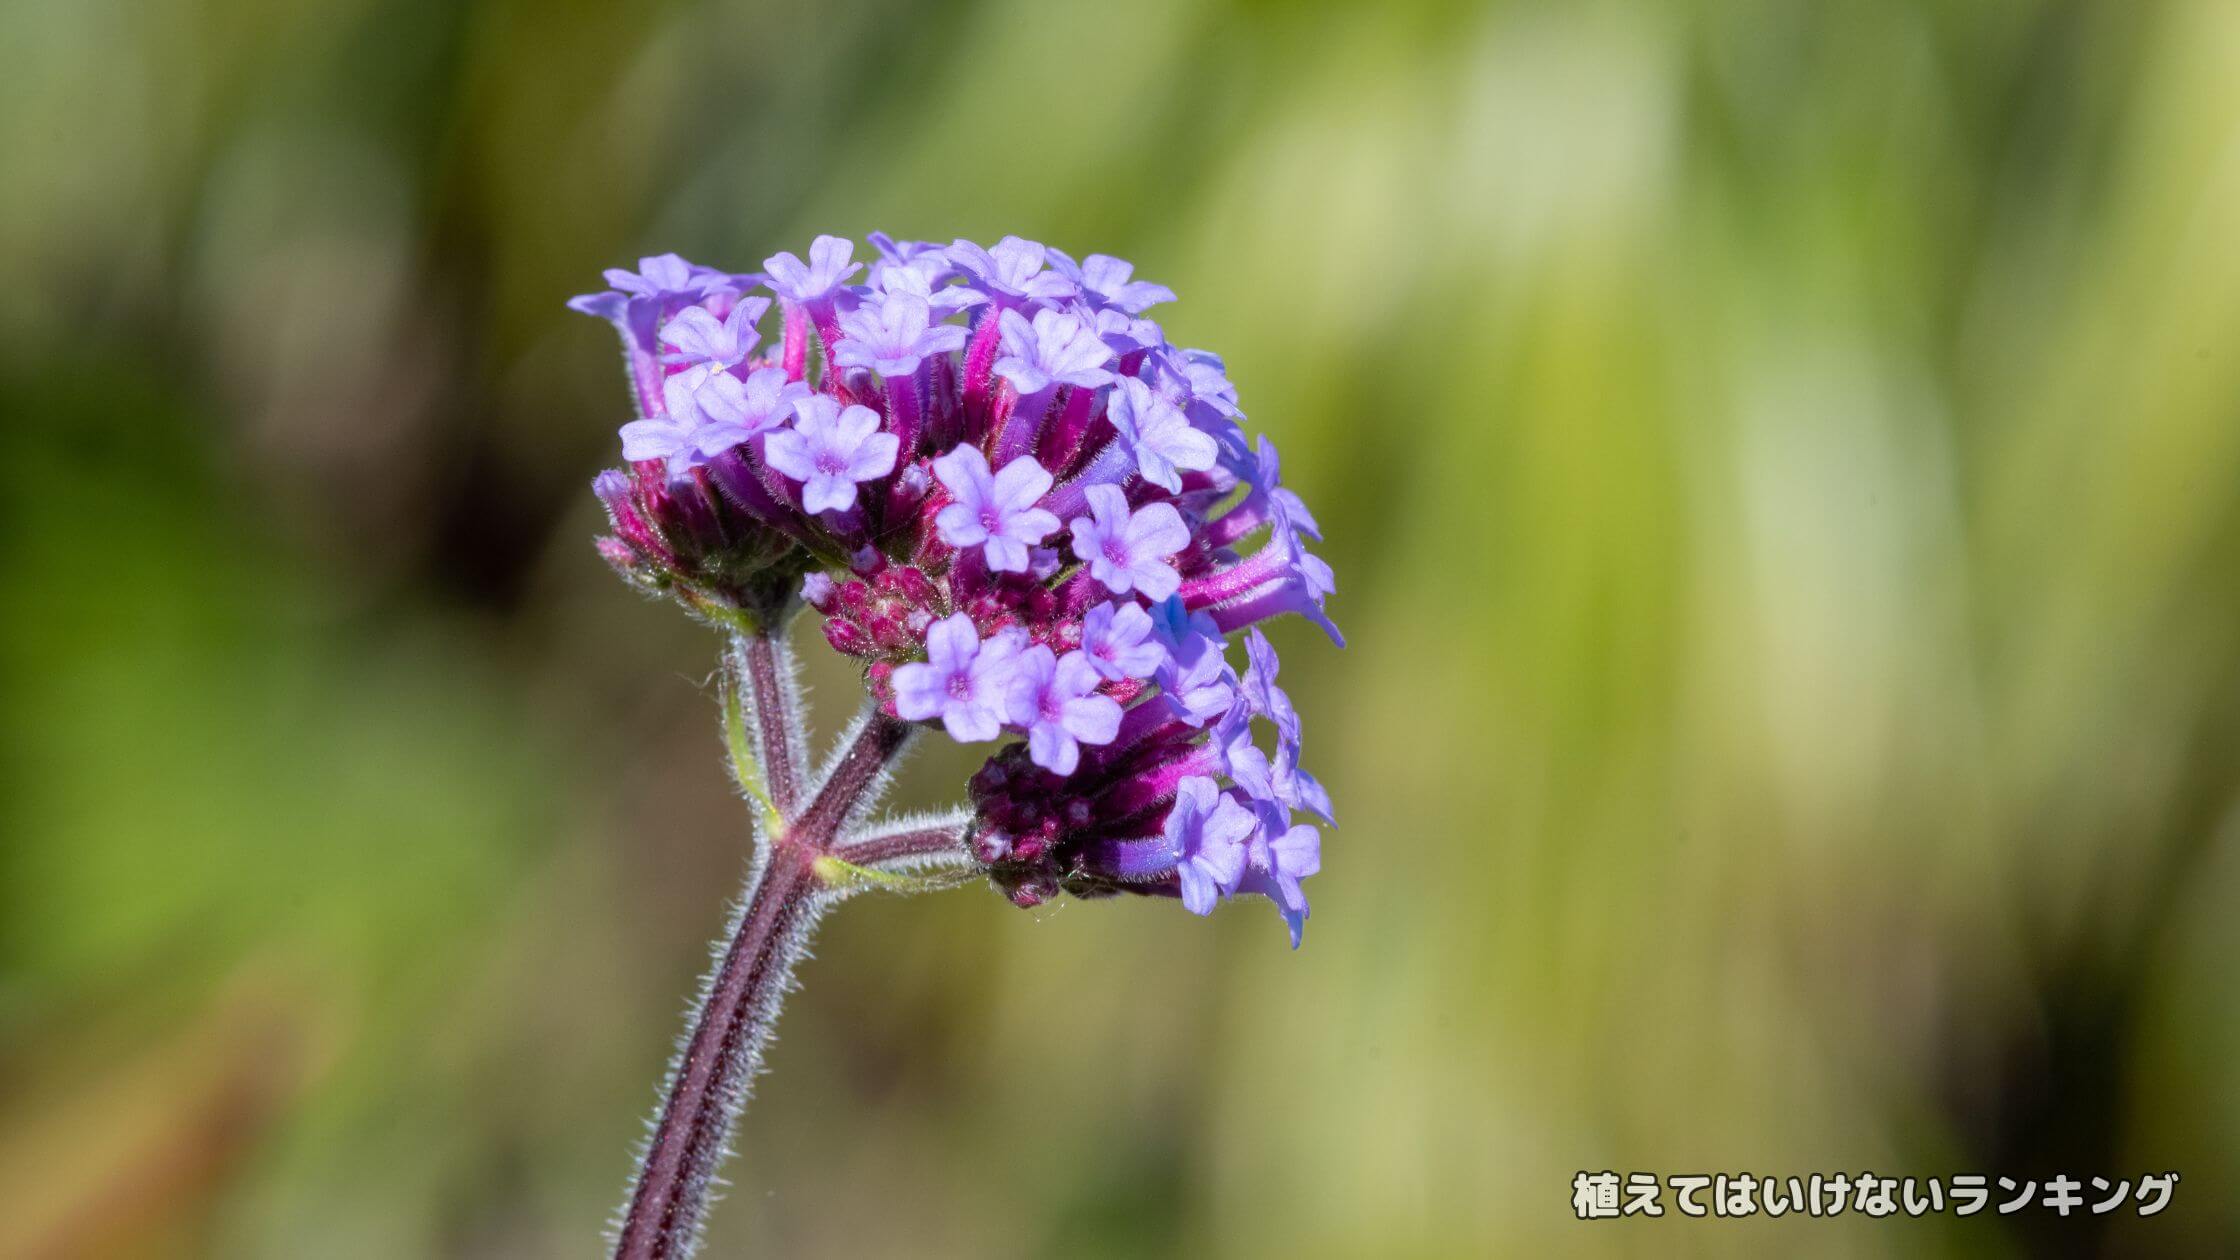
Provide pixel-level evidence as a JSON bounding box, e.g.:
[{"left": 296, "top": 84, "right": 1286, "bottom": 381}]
[{"left": 575, "top": 233, "right": 1341, "bottom": 941}]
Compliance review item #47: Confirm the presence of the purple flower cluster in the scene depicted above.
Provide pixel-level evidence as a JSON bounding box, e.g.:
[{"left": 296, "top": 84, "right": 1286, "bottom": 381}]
[{"left": 576, "top": 235, "right": 1339, "bottom": 943}]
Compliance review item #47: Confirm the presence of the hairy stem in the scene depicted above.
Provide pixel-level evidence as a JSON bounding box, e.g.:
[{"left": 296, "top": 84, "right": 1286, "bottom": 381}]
[
  {"left": 793, "top": 712, "right": 913, "bottom": 841},
  {"left": 830, "top": 819, "right": 974, "bottom": 868},
  {"left": 612, "top": 694, "right": 928, "bottom": 1260},
  {"left": 733, "top": 632, "right": 806, "bottom": 815},
  {"left": 613, "top": 844, "right": 821, "bottom": 1260}
]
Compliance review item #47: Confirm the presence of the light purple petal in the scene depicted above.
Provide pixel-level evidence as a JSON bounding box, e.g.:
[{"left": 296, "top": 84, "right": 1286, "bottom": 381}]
[
  {"left": 618, "top": 418, "right": 691, "bottom": 464},
  {"left": 990, "top": 455, "right": 1055, "bottom": 515},
  {"left": 924, "top": 611, "right": 978, "bottom": 672},
  {"left": 765, "top": 234, "right": 861, "bottom": 304},
  {"left": 943, "top": 701, "right": 1002, "bottom": 743},
  {"left": 760, "top": 429, "right": 815, "bottom": 482},
  {"left": 800, "top": 472, "right": 853, "bottom": 514},
  {"left": 891, "top": 662, "right": 947, "bottom": 721},
  {"left": 846, "top": 431, "right": 900, "bottom": 480},
  {"left": 1082, "top": 602, "right": 1166, "bottom": 681},
  {"left": 1006, "top": 506, "right": 1060, "bottom": 546},
  {"left": 1124, "top": 501, "right": 1190, "bottom": 556},
  {"left": 985, "top": 535, "right": 1030, "bottom": 573}
]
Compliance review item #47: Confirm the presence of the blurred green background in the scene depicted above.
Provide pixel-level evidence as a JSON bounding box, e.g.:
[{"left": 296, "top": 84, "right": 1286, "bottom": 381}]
[{"left": 6, "top": 0, "right": 2240, "bottom": 1255}]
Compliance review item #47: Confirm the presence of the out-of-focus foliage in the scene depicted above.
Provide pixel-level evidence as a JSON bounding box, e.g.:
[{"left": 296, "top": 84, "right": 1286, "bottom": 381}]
[{"left": 5, "top": 1, "right": 2239, "bottom": 1255}]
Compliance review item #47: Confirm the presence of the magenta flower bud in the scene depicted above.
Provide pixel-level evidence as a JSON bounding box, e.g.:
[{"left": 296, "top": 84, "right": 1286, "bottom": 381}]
[
  {"left": 833, "top": 578, "right": 873, "bottom": 617},
  {"left": 1001, "top": 867, "right": 1061, "bottom": 909},
  {"left": 595, "top": 535, "right": 645, "bottom": 581},
  {"left": 864, "top": 611, "right": 916, "bottom": 653},
  {"left": 970, "top": 827, "right": 1013, "bottom": 865},
  {"left": 823, "top": 616, "right": 872, "bottom": 657},
  {"left": 889, "top": 563, "right": 941, "bottom": 609}
]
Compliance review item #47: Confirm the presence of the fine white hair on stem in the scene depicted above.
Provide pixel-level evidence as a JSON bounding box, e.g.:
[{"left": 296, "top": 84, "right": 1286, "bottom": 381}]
[
  {"left": 799, "top": 702, "right": 918, "bottom": 837},
  {"left": 606, "top": 843, "right": 833, "bottom": 1260},
  {"left": 728, "top": 628, "right": 812, "bottom": 815},
  {"left": 613, "top": 693, "right": 957, "bottom": 1260},
  {"left": 826, "top": 807, "right": 977, "bottom": 877}
]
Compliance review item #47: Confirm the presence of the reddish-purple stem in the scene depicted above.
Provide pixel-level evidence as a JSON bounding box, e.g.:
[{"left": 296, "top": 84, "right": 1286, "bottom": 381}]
[
  {"left": 613, "top": 709, "right": 917, "bottom": 1260},
  {"left": 792, "top": 715, "right": 912, "bottom": 840},
  {"left": 737, "top": 634, "right": 802, "bottom": 814},
  {"left": 831, "top": 824, "right": 970, "bottom": 867},
  {"left": 612, "top": 845, "right": 817, "bottom": 1260}
]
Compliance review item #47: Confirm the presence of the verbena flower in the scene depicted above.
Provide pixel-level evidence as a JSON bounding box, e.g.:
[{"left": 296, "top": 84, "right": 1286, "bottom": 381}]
[
  {"left": 763, "top": 234, "right": 860, "bottom": 307},
  {"left": 834, "top": 291, "right": 968, "bottom": 378},
  {"left": 1106, "top": 376, "right": 1218, "bottom": 493},
  {"left": 1068, "top": 484, "right": 1189, "bottom": 600},
  {"left": 931, "top": 446, "right": 1060, "bottom": 573},
  {"left": 945, "top": 235, "right": 1076, "bottom": 306},
  {"left": 661, "top": 299, "right": 768, "bottom": 369},
  {"left": 1004, "top": 644, "right": 1123, "bottom": 775},
  {"left": 891, "top": 612, "right": 1024, "bottom": 741},
  {"left": 1080, "top": 600, "right": 1164, "bottom": 681},
  {"left": 578, "top": 233, "right": 1341, "bottom": 942},
  {"left": 1156, "top": 776, "right": 1253, "bottom": 915},
  {"left": 993, "top": 308, "right": 1115, "bottom": 394},
  {"left": 1051, "top": 249, "right": 1178, "bottom": 315},
  {"left": 694, "top": 366, "right": 811, "bottom": 455},
  {"left": 763, "top": 396, "right": 897, "bottom": 515}
]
